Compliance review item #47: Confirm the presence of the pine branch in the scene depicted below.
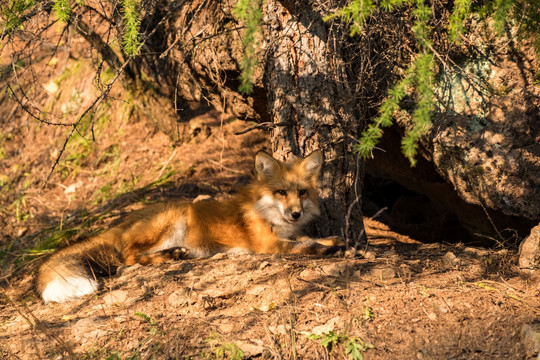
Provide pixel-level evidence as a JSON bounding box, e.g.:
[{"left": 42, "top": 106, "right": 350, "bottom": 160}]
[
  {"left": 121, "top": 0, "right": 141, "bottom": 56},
  {"left": 233, "top": 0, "right": 263, "bottom": 94}
]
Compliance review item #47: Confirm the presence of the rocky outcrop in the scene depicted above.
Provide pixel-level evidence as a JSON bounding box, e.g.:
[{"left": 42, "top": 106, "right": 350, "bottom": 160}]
[
  {"left": 519, "top": 223, "right": 540, "bottom": 270},
  {"left": 366, "top": 32, "right": 539, "bottom": 243},
  {"left": 427, "top": 34, "right": 540, "bottom": 221}
]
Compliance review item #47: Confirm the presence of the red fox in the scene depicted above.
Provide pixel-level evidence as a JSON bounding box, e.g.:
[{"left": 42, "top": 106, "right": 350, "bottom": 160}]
[{"left": 36, "top": 150, "right": 344, "bottom": 303}]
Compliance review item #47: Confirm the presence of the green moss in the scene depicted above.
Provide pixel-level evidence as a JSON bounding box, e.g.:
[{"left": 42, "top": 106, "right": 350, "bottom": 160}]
[
  {"left": 56, "top": 60, "right": 83, "bottom": 85},
  {"left": 466, "top": 115, "right": 490, "bottom": 133}
]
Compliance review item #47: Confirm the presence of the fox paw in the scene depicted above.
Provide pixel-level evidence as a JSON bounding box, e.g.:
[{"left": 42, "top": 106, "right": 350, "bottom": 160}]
[
  {"left": 315, "top": 236, "right": 345, "bottom": 247},
  {"left": 170, "top": 247, "right": 190, "bottom": 260}
]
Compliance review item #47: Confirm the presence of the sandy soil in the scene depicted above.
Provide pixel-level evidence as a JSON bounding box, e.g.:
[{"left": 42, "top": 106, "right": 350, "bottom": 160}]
[{"left": 0, "top": 54, "right": 539, "bottom": 360}]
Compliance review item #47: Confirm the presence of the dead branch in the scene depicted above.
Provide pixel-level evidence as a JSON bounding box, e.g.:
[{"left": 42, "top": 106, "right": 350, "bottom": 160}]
[
  {"left": 4, "top": 83, "right": 74, "bottom": 126},
  {"left": 234, "top": 121, "right": 291, "bottom": 135},
  {"left": 0, "top": 1, "right": 53, "bottom": 40},
  {"left": 72, "top": 14, "right": 130, "bottom": 82},
  {"left": 42, "top": 2, "right": 186, "bottom": 187}
]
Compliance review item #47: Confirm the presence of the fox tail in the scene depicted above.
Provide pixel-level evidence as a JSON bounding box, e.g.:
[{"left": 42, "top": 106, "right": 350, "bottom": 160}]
[{"left": 36, "top": 233, "right": 122, "bottom": 303}]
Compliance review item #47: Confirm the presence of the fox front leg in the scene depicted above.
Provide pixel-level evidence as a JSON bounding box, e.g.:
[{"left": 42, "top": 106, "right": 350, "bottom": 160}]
[
  {"left": 297, "top": 235, "right": 345, "bottom": 248},
  {"left": 286, "top": 237, "right": 345, "bottom": 256},
  {"left": 134, "top": 247, "right": 190, "bottom": 265}
]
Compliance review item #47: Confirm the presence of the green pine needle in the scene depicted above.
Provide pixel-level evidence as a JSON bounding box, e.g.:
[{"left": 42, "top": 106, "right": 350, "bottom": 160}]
[
  {"left": 449, "top": 0, "right": 471, "bottom": 43},
  {"left": 233, "top": 0, "right": 263, "bottom": 94},
  {"left": 494, "top": 0, "right": 513, "bottom": 34},
  {"left": 122, "top": 0, "right": 141, "bottom": 57},
  {"left": 323, "top": 0, "right": 376, "bottom": 36},
  {"left": 52, "top": 0, "right": 71, "bottom": 23}
]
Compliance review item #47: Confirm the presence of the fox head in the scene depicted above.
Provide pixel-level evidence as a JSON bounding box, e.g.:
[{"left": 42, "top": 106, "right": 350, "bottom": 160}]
[{"left": 251, "top": 150, "right": 323, "bottom": 235}]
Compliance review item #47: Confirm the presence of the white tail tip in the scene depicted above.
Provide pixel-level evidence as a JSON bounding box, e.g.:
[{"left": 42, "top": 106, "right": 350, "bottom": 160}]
[{"left": 41, "top": 276, "right": 98, "bottom": 303}]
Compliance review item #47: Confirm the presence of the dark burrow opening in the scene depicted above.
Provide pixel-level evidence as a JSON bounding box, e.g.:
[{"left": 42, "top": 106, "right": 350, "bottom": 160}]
[{"left": 362, "top": 173, "right": 535, "bottom": 248}]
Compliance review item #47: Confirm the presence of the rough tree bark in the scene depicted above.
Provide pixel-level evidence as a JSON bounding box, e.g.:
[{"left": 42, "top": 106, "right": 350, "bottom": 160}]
[
  {"left": 159, "top": 0, "right": 369, "bottom": 245},
  {"left": 264, "top": 0, "right": 365, "bottom": 245}
]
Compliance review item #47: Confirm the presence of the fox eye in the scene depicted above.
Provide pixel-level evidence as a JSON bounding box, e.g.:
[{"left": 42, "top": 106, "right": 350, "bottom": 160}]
[
  {"left": 299, "top": 189, "right": 307, "bottom": 196},
  {"left": 275, "top": 190, "right": 287, "bottom": 196}
]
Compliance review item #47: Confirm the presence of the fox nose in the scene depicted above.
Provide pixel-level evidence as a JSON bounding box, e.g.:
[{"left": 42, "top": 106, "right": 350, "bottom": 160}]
[{"left": 291, "top": 212, "right": 301, "bottom": 220}]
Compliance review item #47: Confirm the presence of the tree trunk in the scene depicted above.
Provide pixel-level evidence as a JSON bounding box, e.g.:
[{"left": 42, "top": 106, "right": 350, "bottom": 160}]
[{"left": 264, "top": 0, "right": 366, "bottom": 246}]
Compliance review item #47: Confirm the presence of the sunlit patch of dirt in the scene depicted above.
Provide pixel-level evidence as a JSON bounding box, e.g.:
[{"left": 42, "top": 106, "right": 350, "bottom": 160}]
[
  {"left": 1, "top": 53, "right": 539, "bottom": 360},
  {"left": 2, "top": 219, "right": 539, "bottom": 359}
]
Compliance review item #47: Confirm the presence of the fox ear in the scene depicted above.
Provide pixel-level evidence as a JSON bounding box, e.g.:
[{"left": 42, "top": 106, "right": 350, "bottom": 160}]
[
  {"left": 301, "top": 150, "right": 323, "bottom": 180},
  {"left": 255, "top": 151, "right": 280, "bottom": 180}
]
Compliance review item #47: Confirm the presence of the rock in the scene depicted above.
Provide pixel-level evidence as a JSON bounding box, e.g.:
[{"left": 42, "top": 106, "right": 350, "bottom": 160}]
[
  {"left": 217, "top": 322, "right": 235, "bottom": 333},
  {"left": 102, "top": 290, "right": 128, "bottom": 306},
  {"left": 519, "top": 223, "right": 540, "bottom": 270},
  {"left": 398, "top": 264, "right": 413, "bottom": 279},
  {"left": 321, "top": 262, "right": 351, "bottom": 277},
  {"left": 268, "top": 324, "right": 291, "bottom": 335},
  {"left": 211, "top": 252, "right": 227, "bottom": 260},
  {"left": 71, "top": 316, "right": 109, "bottom": 343},
  {"left": 16, "top": 227, "right": 28, "bottom": 237},
  {"left": 311, "top": 316, "right": 340, "bottom": 336},
  {"left": 250, "top": 301, "right": 276, "bottom": 312},
  {"left": 344, "top": 249, "right": 357, "bottom": 258},
  {"left": 382, "top": 248, "right": 398, "bottom": 257},
  {"left": 442, "top": 251, "right": 460, "bottom": 268},
  {"left": 168, "top": 289, "right": 196, "bottom": 307},
  {"left": 521, "top": 322, "right": 540, "bottom": 357},
  {"left": 427, "top": 33, "right": 540, "bottom": 222},
  {"left": 72, "top": 316, "right": 107, "bottom": 330},
  {"left": 463, "top": 247, "right": 489, "bottom": 256},
  {"left": 368, "top": 266, "right": 396, "bottom": 281},
  {"left": 201, "top": 285, "right": 242, "bottom": 298},
  {"left": 299, "top": 268, "right": 316, "bottom": 280},
  {"left": 364, "top": 32, "right": 540, "bottom": 244},
  {"left": 270, "top": 253, "right": 282, "bottom": 261},
  {"left": 113, "top": 315, "right": 130, "bottom": 323},
  {"left": 193, "top": 194, "right": 212, "bottom": 202},
  {"left": 358, "top": 250, "right": 377, "bottom": 260},
  {"left": 117, "top": 263, "right": 142, "bottom": 276},
  {"left": 237, "top": 340, "right": 266, "bottom": 357},
  {"left": 246, "top": 284, "right": 266, "bottom": 296}
]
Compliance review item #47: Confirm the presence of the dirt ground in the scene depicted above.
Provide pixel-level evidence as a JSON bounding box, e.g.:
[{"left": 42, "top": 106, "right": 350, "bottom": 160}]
[{"left": 0, "top": 54, "right": 539, "bottom": 359}]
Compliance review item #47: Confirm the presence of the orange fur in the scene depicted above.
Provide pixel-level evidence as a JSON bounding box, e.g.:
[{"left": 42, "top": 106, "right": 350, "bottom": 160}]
[{"left": 36, "top": 150, "right": 344, "bottom": 303}]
